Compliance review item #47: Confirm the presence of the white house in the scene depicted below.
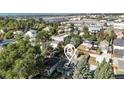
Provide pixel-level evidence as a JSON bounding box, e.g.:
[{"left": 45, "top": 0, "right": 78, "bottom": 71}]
[
  {"left": 82, "top": 40, "right": 93, "bottom": 49},
  {"left": 64, "top": 28, "right": 72, "bottom": 32},
  {"left": 51, "top": 34, "right": 69, "bottom": 42},
  {"left": 113, "top": 23, "right": 124, "bottom": 29},
  {"left": 88, "top": 23, "right": 102, "bottom": 33}
]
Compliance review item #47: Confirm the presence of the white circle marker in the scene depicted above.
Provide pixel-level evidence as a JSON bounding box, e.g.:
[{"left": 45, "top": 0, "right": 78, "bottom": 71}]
[{"left": 64, "top": 44, "right": 76, "bottom": 63}]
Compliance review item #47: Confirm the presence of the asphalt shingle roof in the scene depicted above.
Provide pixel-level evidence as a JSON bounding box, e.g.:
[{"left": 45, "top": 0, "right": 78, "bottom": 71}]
[
  {"left": 113, "top": 39, "right": 124, "bottom": 46},
  {"left": 114, "top": 49, "right": 124, "bottom": 58}
]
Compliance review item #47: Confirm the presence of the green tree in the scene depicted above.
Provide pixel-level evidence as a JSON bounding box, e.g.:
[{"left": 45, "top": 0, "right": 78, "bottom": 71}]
[
  {"left": 70, "top": 23, "right": 74, "bottom": 32},
  {"left": 4, "top": 31, "right": 14, "bottom": 39},
  {"left": 72, "top": 55, "right": 92, "bottom": 79},
  {"left": 41, "top": 43, "right": 54, "bottom": 58},
  {"left": 64, "top": 33, "right": 82, "bottom": 47},
  {"left": 64, "top": 36, "right": 71, "bottom": 45},
  {"left": 83, "top": 25, "right": 91, "bottom": 39},
  {"left": 0, "top": 37, "right": 44, "bottom": 79},
  {"left": 94, "top": 59, "right": 114, "bottom": 79},
  {"left": 89, "top": 34, "right": 97, "bottom": 41},
  {"left": 36, "top": 30, "right": 51, "bottom": 43},
  {"left": 53, "top": 42, "right": 64, "bottom": 57},
  {"left": 50, "top": 28, "right": 58, "bottom": 35},
  {"left": 110, "top": 30, "right": 116, "bottom": 44},
  {"left": 83, "top": 25, "right": 89, "bottom": 34},
  {"left": 97, "top": 31, "right": 105, "bottom": 44}
]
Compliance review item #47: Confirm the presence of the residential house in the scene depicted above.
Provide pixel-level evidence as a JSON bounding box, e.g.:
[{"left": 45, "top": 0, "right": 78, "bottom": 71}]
[
  {"left": 99, "top": 40, "right": 109, "bottom": 53},
  {"left": 69, "top": 20, "right": 83, "bottom": 31},
  {"left": 82, "top": 40, "right": 93, "bottom": 49},
  {"left": 88, "top": 23, "right": 103, "bottom": 33},
  {"left": 107, "top": 21, "right": 114, "bottom": 26},
  {"left": 113, "top": 39, "right": 124, "bottom": 50},
  {"left": 51, "top": 34, "right": 69, "bottom": 42},
  {"left": 113, "top": 22, "right": 124, "bottom": 30},
  {"left": 113, "top": 49, "right": 124, "bottom": 71},
  {"left": 113, "top": 39, "right": 124, "bottom": 71},
  {"left": 64, "top": 28, "right": 72, "bottom": 32},
  {"left": 50, "top": 34, "right": 69, "bottom": 48}
]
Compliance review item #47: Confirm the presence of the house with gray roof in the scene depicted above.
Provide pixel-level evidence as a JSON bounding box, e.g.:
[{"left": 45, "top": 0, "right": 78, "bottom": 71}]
[
  {"left": 114, "top": 49, "right": 124, "bottom": 58},
  {"left": 113, "top": 39, "right": 124, "bottom": 50},
  {"left": 113, "top": 39, "right": 124, "bottom": 71}
]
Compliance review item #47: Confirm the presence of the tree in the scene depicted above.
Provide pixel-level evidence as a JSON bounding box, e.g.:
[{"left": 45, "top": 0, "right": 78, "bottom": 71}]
[
  {"left": 94, "top": 59, "right": 114, "bottom": 79},
  {"left": 72, "top": 55, "right": 92, "bottom": 79},
  {"left": 105, "top": 34, "right": 111, "bottom": 43},
  {"left": 83, "top": 25, "right": 89, "bottom": 34},
  {"left": 64, "top": 36, "right": 71, "bottom": 45},
  {"left": 89, "top": 34, "right": 97, "bottom": 41},
  {"left": 82, "top": 25, "right": 91, "bottom": 39},
  {"left": 110, "top": 30, "right": 116, "bottom": 44},
  {"left": 53, "top": 42, "right": 64, "bottom": 57},
  {"left": 4, "top": 31, "right": 14, "bottom": 39},
  {"left": 36, "top": 30, "right": 51, "bottom": 43},
  {"left": 0, "top": 37, "right": 44, "bottom": 79},
  {"left": 50, "top": 28, "right": 58, "bottom": 35},
  {"left": 41, "top": 43, "right": 54, "bottom": 58},
  {"left": 97, "top": 31, "right": 105, "bottom": 44},
  {"left": 70, "top": 23, "right": 74, "bottom": 32},
  {"left": 64, "top": 33, "right": 82, "bottom": 47}
]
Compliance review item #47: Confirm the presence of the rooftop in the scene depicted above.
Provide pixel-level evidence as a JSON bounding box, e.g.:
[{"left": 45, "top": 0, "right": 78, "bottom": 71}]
[
  {"left": 114, "top": 49, "right": 124, "bottom": 58},
  {"left": 113, "top": 39, "right": 124, "bottom": 46}
]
